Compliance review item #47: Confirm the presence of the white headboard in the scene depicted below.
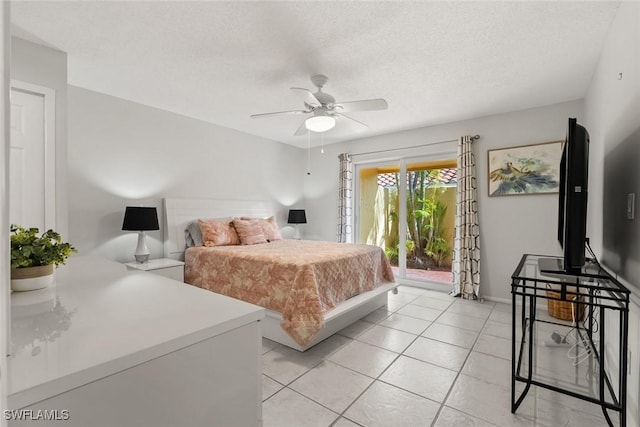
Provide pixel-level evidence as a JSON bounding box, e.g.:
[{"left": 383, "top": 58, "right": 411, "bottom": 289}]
[{"left": 163, "top": 198, "right": 274, "bottom": 260}]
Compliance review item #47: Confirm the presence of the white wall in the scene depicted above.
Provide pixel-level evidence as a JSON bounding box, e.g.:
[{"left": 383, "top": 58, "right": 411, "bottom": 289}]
[
  {"left": 304, "top": 100, "right": 584, "bottom": 301},
  {"left": 585, "top": 0, "right": 640, "bottom": 269},
  {"left": 67, "top": 86, "right": 306, "bottom": 262},
  {"left": 11, "top": 37, "right": 306, "bottom": 263},
  {"left": 584, "top": 1, "right": 640, "bottom": 425}
]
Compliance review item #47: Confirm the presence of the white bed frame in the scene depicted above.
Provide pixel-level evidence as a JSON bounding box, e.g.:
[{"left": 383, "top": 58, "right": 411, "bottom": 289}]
[{"left": 163, "top": 198, "right": 398, "bottom": 351}]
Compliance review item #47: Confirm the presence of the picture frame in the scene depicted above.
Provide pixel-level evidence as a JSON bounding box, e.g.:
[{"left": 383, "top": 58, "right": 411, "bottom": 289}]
[{"left": 488, "top": 140, "right": 563, "bottom": 197}]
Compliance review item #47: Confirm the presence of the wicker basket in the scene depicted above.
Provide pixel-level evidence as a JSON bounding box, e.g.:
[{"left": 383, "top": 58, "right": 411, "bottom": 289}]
[{"left": 546, "top": 290, "right": 585, "bottom": 322}]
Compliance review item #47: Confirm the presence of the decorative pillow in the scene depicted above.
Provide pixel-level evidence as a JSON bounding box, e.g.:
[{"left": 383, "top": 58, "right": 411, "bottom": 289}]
[
  {"left": 241, "top": 216, "right": 282, "bottom": 242},
  {"left": 232, "top": 218, "right": 268, "bottom": 245},
  {"left": 198, "top": 218, "right": 240, "bottom": 247},
  {"left": 263, "top": 216, "right": 283, "bottom": 241},
  {"left": 185, "top": 221, "right": 204, "bottom": 247}
]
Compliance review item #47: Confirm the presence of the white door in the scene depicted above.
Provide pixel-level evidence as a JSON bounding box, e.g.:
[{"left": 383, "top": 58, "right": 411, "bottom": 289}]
[{"left": 9, "top": 83, "right": 55, "bottom": 231}]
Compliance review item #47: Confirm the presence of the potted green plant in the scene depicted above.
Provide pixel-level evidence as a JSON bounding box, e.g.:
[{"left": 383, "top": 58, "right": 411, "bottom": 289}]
[{"left": 10, "top": 225, "right": 77, "bottom": 292}]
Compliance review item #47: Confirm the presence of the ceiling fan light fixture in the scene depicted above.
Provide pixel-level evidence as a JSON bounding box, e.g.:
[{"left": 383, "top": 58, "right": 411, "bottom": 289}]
[{"left": 305, "top": 115, "right": 335, "bottom": 132}]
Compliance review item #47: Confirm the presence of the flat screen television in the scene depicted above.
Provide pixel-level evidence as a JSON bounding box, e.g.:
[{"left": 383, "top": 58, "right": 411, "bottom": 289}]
[{"left": 540, "top": 118, "right": 590, "bottom": 276}]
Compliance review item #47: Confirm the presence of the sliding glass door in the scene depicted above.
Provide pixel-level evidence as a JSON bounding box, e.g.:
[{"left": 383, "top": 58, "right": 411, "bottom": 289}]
[{"left": 356, "top": 156, "right": 457, "bottom": 285}]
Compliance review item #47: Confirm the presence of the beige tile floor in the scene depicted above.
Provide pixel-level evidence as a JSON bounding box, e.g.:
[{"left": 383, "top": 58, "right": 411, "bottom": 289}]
[{"left": 261, "top": 286, "right": 619, "bottom": 427}]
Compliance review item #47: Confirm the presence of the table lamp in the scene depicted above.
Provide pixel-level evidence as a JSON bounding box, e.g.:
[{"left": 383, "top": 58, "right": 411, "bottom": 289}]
[
  {"left": 287, "top": 209, "right": 307, "bottom": 239},
  {"left": 122, "top": 206, "right": 159, "bottom": 263}
]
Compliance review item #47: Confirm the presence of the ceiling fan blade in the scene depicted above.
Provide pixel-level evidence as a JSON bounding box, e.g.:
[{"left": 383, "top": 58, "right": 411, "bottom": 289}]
[
  {"left": 336, "top": 113, "right": 368, "bottom": 132},
  {"left": 334, "top": 98, "right": 388, "bottom": 112},
  {"left": 250, "top": 109, "right": 309, "bottom": 118},
  {"left": 294, "top": 120, "right": 309, "bottom": 136},
  {"left": 291, "top": 87, "right": 322, "bottom": 108}
]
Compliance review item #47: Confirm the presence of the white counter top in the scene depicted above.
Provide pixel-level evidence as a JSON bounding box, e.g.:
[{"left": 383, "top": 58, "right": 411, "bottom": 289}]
[{"left": 8, "top": 256, "right": 264, "bottom": 409}]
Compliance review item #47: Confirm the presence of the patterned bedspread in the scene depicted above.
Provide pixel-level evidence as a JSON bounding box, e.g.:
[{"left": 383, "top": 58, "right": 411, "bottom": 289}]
[{"left": 184, "top": 239, "right": 395, "bottom": 346}]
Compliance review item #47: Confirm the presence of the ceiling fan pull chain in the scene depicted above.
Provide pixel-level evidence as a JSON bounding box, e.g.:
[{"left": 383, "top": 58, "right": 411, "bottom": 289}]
[
  {"left": 321, "top": 133, "right": 325, "bottom": 154},
  {"left": 307, "top": 131, "right": 312, "bottom": 175}
]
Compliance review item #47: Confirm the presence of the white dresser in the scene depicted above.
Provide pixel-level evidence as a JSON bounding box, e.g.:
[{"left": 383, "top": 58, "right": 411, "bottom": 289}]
[{"left": 7, "top": 256, "right": 264, "bottom": 427}]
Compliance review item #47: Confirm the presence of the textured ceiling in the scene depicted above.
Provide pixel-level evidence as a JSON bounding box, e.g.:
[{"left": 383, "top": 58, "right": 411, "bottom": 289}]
[{"left": 11, "top": 1, "right": 620, "bottom": 149}]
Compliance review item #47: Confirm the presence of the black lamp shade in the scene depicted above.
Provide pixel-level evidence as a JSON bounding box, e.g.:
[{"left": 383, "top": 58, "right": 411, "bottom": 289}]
[
  {"left": 287, "top": 209, "right": 307, "bottom": 224},
  {"left": 122, "top": 207, "right": 159, "bottom": 231}
]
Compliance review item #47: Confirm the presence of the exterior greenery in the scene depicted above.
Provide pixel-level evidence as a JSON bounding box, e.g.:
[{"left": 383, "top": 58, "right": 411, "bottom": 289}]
[
  {"left": 10, "top": 225, "right": 77, "bottom": 269},
  {"left": 383, "top": 169, "right": 453, "bottom": 269}
]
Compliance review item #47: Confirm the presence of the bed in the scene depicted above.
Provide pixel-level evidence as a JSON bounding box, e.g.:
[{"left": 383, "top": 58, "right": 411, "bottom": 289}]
[{"left": 164, "top": 198, "right": 398, "bottom": 351}]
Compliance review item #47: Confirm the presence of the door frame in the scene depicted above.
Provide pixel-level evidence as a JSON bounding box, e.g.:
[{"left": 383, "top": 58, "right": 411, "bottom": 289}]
[
  {"left": 2, "top": 2, "right": 10, "bottom": 419},
  {"left": 10, "top": 79, "right": 56, "bottom": 230}
]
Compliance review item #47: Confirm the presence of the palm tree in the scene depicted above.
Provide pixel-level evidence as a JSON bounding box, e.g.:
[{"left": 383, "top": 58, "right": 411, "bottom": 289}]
[{"left": 381, "top": 168, "right": 453, "bottom": 269}]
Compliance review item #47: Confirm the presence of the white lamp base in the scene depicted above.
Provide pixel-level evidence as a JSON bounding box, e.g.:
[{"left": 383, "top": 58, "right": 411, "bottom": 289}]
[{"left": 134, "top": 231, "right": 150, "bottom": 263}]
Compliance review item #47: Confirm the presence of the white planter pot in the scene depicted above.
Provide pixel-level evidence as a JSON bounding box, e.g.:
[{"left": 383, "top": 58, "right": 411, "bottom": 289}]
[{"left": 11, "top": 264, "right": 55, "bottom": 292}]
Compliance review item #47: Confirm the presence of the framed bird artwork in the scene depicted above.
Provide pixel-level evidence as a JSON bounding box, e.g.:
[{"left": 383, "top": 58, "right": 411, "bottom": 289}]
[{"left": 488, "top": 140, "right": 563, "bottom": 196}]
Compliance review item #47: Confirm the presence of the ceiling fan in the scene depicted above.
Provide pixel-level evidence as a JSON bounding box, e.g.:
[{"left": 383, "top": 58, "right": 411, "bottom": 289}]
[{"left": 250, "top": 74, "right": 388, "bottom": 136}]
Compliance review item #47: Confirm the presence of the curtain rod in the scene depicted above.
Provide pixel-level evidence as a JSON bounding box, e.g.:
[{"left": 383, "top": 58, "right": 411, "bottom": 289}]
[{"left": 350, "top": 135, "right": 480, "bottom": 157}]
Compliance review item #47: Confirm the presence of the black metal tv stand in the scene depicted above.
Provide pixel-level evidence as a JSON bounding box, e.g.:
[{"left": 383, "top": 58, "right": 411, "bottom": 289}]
[{"left": 511, "top": 254, "right": 629, "bottom": 426}]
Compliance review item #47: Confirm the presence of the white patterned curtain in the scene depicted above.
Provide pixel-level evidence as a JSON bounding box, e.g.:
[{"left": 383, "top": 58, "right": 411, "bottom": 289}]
[
  {"left": 337, "top": 153, "right": 353, "bottom": 243},
  {"left": 452, "top": 136, "right": 481, "bottom": 299}
]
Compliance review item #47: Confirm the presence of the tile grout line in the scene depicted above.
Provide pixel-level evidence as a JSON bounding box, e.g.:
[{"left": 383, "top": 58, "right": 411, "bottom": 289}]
[
  {"left": 337, "top": 296, "right": 497, "bottom": 426},
  {"left": 429, "top": 300, "right": 496, "bottom": 427},
  {"left": 263, "top": 289, "right": 507, "bottom": 426},
  {"left": 329, "top": 291, "right": 425, "bottom": 424},
  {"left": 335, "top": 294, "right": 456, "bottom": 425},
  {"left": 332, "top": 291, "right": 452, "bottom": 423},
  {"left": 326, "top": 289, "right": 431, "bottom": 425}
]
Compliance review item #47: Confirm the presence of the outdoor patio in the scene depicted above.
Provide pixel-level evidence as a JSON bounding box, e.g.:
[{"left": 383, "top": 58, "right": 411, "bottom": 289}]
[{"left": 391, "top": 266, "right": 453, "bottom": 285}]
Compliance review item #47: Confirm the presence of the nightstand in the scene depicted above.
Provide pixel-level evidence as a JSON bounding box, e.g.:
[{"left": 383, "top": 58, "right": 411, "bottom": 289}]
[{"left": 125, "top": 258, "right": 185, "bottom": 282}]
